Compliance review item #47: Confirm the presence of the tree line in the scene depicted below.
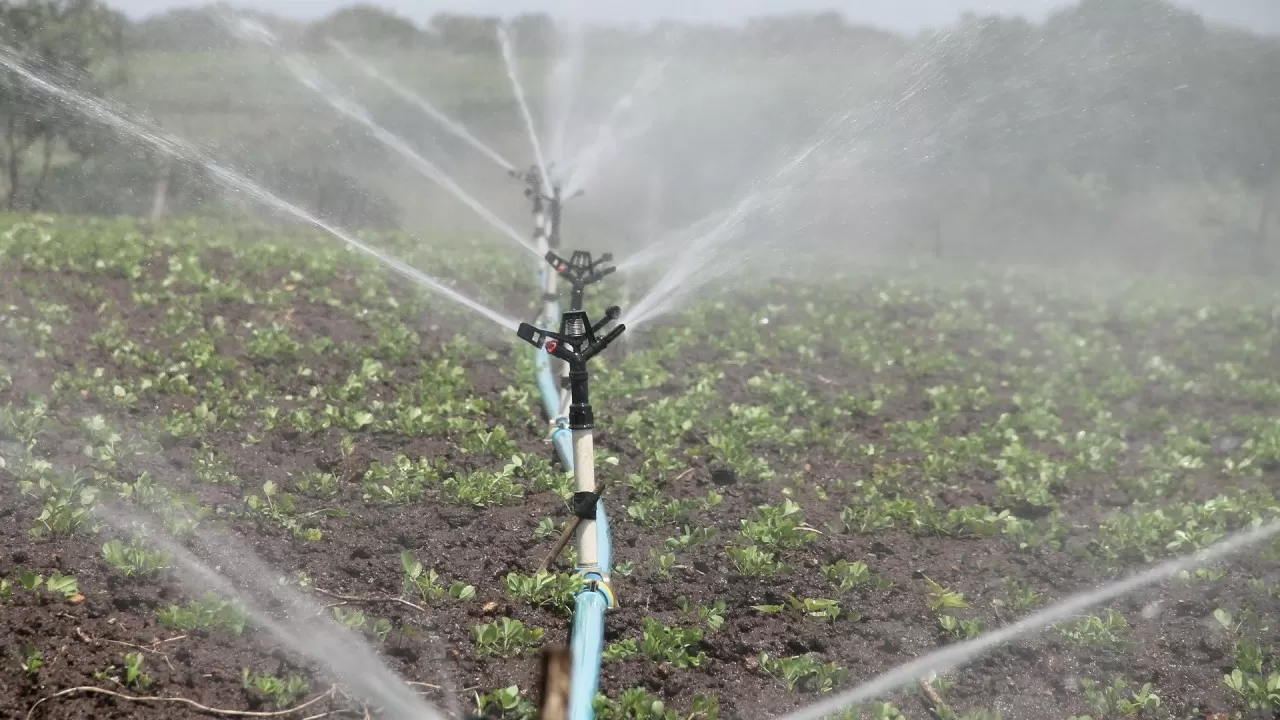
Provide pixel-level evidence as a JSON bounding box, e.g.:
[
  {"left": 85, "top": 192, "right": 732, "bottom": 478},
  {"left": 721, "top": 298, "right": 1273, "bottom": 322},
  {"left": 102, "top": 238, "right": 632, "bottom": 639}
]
[{"left": 0, "top": 0, "right": 1276, "bottom": 273}]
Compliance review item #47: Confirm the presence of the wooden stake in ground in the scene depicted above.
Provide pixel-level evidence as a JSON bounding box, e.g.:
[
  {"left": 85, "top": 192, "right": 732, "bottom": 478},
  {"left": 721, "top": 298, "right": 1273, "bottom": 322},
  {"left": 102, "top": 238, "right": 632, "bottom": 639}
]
[
  {"left": 538, "top": 481, "right": 607, "bottom": 573},
  {"left": 538, "top": 646, "right": 572, "bottom": 720},
  {"left": 917, "top": 675, "right": 947, "bottom": 720}
]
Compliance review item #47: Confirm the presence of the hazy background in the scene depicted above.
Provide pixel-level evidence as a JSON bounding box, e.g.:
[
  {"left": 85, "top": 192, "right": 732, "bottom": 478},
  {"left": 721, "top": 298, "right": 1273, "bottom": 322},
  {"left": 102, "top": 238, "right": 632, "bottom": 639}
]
[
  {"left": 1, "top": 0, "right": 1277, "bottom": 276},
  {"left": 108, "top": 0, "right": 1280, "bottom": 34}
]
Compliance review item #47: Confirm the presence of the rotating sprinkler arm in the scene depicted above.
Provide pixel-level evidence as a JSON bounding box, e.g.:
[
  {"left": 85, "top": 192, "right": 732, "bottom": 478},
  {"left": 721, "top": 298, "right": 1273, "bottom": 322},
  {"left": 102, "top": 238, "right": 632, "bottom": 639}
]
[{"left": 545, "top": 250, "right": 617, "bottom": 311}]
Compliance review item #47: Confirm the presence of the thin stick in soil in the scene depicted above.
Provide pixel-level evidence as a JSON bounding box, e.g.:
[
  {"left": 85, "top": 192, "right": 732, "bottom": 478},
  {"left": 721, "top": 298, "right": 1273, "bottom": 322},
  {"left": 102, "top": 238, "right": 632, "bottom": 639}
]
[
  {"left": 26, "top": 684, "right": 338, "bottom": 720},
  {"left": 917, "top": 675, "right": 948, "bottom": 720},
  {"left": 538, "top": 480, "right": 608, "bottom": 573},
  {"left": 312, "top": 587, "right": 428, "bottom": 614}
]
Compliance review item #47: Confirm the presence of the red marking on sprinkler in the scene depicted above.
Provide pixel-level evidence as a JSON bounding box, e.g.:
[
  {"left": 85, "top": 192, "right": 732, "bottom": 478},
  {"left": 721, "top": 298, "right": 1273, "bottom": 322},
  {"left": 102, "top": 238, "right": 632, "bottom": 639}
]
[
  {"left": 545, "top": 339, "right": 558, "bottom": 353},
  {"left": 557, "top": 264, "right": 568, "bottom": 272}
]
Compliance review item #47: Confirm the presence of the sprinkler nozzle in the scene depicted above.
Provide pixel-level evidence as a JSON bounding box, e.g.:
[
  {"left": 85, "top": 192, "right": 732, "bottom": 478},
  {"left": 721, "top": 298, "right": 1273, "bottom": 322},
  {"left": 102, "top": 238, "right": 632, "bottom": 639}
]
[{"left": 517, "top": 322, "right": 549, "bottom": 348}]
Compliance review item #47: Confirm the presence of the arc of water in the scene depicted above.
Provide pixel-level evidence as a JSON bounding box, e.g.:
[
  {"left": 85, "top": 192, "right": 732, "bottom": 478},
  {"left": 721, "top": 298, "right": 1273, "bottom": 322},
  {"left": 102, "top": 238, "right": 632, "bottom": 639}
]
[
  {"left": 221, "top": 18, "right": 539, "bottom": 260},
  {"left": 619, "top": 26, "right": 975, "bottom": 328},
  {"left": 775, "top": 518, "right": 1280, "bottom": 720},
  {"left": 563, "top": 57, "right": 671, "bottom": 197},
  {"left": 497, "top": 24, "right": 551, "bottom": 190},
  {"left": 327, "top": 38, "right": 517, "bottom": 173},
  {"left": 276, "top": 54, "right": 539, "bottom": 259},
  {"left": 98, "top": 503, "right": 449, "bottom": 720},
  {"left": 0, "top": 48, "right": 520, "bottom": 333},
  {"left": 546, "top": 7, "right": 587, "bottom": 165}
]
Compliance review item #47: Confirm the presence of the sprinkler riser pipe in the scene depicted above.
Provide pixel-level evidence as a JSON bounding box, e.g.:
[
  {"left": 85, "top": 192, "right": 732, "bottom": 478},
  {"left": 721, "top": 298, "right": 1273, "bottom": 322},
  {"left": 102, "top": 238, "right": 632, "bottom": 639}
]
[{"left": 573, "top": 429, "right": 599, "bottom": 570}]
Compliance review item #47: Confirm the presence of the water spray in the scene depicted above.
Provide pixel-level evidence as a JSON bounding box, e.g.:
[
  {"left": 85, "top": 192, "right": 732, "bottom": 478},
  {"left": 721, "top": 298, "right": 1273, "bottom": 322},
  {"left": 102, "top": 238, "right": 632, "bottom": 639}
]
[
  {"left": 327, "top": 38, "right": 516, "bottom": 173},
  {"left": 0, "top": 47, "right": 521, "bottom": 334},
  {"left": 516, "top": 306, "right": 625, "bottom": 720}
]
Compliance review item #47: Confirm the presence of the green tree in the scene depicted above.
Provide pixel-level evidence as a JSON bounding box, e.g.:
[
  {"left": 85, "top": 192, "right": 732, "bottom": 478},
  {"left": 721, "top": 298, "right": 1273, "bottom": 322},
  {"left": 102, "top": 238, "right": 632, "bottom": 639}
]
[
  {"left": 303, "top": 5, "right": 422, "bottom": 52},
  {"left": 0, "top": 0, "right": 126, "bottom": 210}
]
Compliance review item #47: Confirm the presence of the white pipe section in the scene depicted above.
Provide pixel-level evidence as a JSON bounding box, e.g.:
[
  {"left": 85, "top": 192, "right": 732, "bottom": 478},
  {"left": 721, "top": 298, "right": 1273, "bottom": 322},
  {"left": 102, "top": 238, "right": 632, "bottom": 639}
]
[{"left": 572, "top": 428, "right": 599, "bottom": 569}]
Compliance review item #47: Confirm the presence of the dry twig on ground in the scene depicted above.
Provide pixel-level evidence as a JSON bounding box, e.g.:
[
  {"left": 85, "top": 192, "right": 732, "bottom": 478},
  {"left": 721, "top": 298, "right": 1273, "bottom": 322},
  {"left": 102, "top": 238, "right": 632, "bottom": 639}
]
[{"left": 27, "top": 684, "right": 338, "bottom": 720}]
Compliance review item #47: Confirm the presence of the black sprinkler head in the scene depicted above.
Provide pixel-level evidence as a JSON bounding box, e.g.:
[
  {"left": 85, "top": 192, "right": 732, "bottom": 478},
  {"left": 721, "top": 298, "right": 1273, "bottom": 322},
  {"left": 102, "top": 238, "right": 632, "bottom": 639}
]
[
  {"left": 515, "top": 306, "right": 626, "bottom": 429},
  {"left": 544, "top": 249, "right": 617, "bottom": 311}
]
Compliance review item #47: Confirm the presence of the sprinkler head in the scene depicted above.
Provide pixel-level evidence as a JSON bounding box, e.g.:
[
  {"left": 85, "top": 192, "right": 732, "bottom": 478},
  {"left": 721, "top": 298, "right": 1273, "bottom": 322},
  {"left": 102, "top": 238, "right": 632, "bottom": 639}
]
[
  {"left": 545, "top": 250, "right": 617, "bottom": 290},
  {"left": 516, "top": 307, "right": 625, "bottom": 429},
  {"left": 515, "top": 307, "right": 625, "bottom": 365}
]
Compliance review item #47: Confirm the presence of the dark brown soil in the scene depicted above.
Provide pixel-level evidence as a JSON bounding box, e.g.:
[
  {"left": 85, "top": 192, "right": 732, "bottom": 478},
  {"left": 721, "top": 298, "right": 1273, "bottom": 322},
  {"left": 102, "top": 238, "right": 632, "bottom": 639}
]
[{"left": 1, "top": 217, "right": 1278, "bottom": 720}]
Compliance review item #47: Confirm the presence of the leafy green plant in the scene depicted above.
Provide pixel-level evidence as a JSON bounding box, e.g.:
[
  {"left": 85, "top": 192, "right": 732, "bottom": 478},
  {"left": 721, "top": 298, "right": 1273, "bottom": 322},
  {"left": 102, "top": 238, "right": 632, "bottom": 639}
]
[
  {"left": 102, "top": 538, "right": 173, "bottom": 577},
  {"left": 1057, "top": 609, "right": 1128, "bottom": 649},
  {"left": 504, "top": 570, "right": 582, "bottom": 611},
  {"left": 473, "top": 618, "right": 544, "bottom": 658},
  {"left": 1078, "top": 677, "right": 1161, "bottom": 716},
  {"left": 759, "top": 652, "right": 847, "bottom": 692},
  {"left": 676, "top": 596, "right": 727, "bottom": 630},
  {"left": 923, "top": 576, "right": 969, "bottom": 611},
  {"left": 823, "top": 560, "right": 889, "bottom": 592},
  {"left": 444, "top": 456, "right": 525, "bottom": 506},
  {"left": 726, "top": 545, "right": 789, "bottom": 576},
  {"left": 474, "top": 685, "right": 536, "bottom": 720},
  {"left": 242, "top": 668, "right": 311, "bottom": 708},
  {"left": 158, "top": 593, "right": 249, "bottom": 634},
  {"left": 18, "top": 645, "right": 43, "bottom": 678},
  {"left": 740, "top": 499, "right": 818, "bottom": 548}
]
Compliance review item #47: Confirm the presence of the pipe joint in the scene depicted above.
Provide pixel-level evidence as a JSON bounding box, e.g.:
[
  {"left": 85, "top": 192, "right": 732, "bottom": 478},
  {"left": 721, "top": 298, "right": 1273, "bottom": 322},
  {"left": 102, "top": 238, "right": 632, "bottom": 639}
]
[
  {"left": 572, "top": 491, "right": 600, "bottom": 520},
  {"left": 580, "top": 574, "right": 616, "bottom": 610}
]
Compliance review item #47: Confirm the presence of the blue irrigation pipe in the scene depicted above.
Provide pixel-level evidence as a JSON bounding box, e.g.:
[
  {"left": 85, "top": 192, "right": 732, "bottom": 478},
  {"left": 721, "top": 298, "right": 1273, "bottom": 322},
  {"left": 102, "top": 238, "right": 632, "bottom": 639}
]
[{"left": 530, "top": 265, "right": 613, "bottom": 720}]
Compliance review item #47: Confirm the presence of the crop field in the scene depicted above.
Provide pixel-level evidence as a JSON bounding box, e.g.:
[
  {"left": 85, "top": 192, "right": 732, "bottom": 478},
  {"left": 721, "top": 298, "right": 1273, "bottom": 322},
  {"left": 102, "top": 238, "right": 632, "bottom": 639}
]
[{"left": 3, "top": 214, "right": 1280, "bottom": 720}]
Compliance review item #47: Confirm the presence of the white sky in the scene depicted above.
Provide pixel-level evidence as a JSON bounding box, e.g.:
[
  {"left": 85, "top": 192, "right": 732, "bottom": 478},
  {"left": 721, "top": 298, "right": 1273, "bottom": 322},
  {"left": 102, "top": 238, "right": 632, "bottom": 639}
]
[{"left": 110, "top": 0, "right": 1280, "bottom": 35}]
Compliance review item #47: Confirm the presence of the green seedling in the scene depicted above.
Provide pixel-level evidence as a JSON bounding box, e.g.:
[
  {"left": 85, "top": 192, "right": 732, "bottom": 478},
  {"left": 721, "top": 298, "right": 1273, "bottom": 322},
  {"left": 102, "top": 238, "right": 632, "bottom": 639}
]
[
  {"left": 1079, "top": 677, "right": 1161, "bottom": 716},
  {"left": 242, "top": 668, "right": 311, "bottom": 708},
  {"left": 823, "top": 560, "right": 890, "bottom": 592},
  {"left": 473, "top": 618, "right": 543, "bottom": 658},
  {"left": 45, "top": 571, "right": 79, "bottom": 599},
  {"left": 650, "top": 549, "right": 676, "bottom": 578},
  {"left": 102, "top": 537, "right": 174, "bottom": 577},
  {"left": 740, "top": 499, "right": 818, "bottom": 549},
  {"left": 19, "top": 645, "right": 43, "bottom": 678},
  {"left": 676, "top": 596, "right": 727, "bottom": 630},
  {"left": 754, "top": 596, "right": 849, "bottom": 623},
  {"left": 759, "top": 652, "right": 847, "bottom": 692},
  {"left": 923, "top": 576, "right": 969, "bottom": 611},
  {"left": 158, "top": 592, "right": 249, "bottom": 634},
  {"left": 726, "top": 545, "right": 789, "bottom": 576},
  {"left": 1057, "top": 609, "right": 1128, "bottom": 649},
  {"left": 332, "top": 606, "right": 366, "bottom": 630},
  {"left": 938, "top": 614, "right": 982, "bottom": 640},
  {"left": 504, "top": 570, "right": 581, "bottom": 611},
  {"left": 122, "top": 652, "right": 151, "bottom": 688},
  {"left": 475, "top": 685, "right": 536, "bottom": 720},
  {"left": 1225, "top": 669, "right": 1280, "bottom": 709}
]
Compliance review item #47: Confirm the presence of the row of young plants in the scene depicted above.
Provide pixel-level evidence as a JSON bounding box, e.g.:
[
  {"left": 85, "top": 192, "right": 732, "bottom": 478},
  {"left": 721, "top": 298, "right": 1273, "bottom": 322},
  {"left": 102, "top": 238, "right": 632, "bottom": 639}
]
[{"left": 1, "top": 215, "right": 1279, "bottom": 718}]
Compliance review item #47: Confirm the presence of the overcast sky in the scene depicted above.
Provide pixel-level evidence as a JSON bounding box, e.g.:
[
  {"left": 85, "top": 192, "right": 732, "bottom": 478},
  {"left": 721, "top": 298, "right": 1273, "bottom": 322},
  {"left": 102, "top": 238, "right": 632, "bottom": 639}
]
[{"left": 110, "top": 0, "right": 1280, "bottom": 35}]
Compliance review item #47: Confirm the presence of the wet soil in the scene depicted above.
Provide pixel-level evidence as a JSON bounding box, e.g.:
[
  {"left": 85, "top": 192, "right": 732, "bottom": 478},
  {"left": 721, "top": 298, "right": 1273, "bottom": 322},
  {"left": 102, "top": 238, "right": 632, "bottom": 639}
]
[{"left": 1, "top": 237, "right": 1278, "bottom": 720}]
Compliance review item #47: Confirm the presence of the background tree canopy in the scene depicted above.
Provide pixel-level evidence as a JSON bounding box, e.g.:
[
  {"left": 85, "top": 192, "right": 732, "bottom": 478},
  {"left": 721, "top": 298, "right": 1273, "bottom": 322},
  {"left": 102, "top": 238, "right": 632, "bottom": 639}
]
[{"left": 0, "top": 0, "right": 1276, "bottom": 272}]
